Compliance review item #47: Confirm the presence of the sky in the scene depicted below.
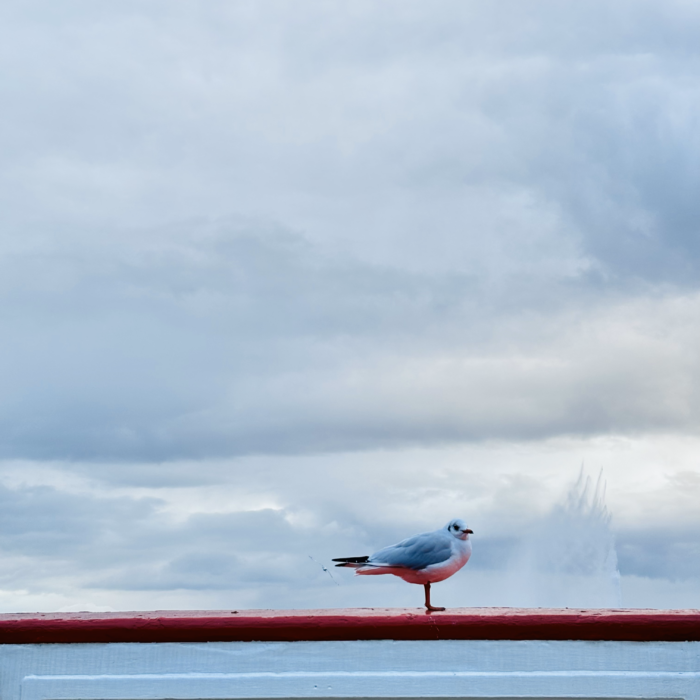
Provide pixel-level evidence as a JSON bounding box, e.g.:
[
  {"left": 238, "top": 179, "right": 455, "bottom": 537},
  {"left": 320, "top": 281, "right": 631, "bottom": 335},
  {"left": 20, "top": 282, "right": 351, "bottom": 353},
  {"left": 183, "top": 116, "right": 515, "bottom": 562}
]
[{"left": 0, "top": 0, "right": 699, "bottom": 612}]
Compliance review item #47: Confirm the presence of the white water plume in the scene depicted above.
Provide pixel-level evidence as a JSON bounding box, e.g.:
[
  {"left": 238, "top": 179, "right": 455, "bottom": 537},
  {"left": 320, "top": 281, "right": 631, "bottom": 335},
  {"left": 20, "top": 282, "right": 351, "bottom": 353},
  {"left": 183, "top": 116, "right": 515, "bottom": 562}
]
[{"left": 504, "top": 469, "right": 622, "bottom": 607}]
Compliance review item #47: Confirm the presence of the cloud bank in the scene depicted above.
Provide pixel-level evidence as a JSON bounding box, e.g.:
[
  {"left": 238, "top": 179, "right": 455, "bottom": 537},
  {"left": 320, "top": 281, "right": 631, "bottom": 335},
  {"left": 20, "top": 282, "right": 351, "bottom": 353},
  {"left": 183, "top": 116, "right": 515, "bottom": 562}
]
[{"left": 0, "top": 0, "right": 698, "bottom": 610}]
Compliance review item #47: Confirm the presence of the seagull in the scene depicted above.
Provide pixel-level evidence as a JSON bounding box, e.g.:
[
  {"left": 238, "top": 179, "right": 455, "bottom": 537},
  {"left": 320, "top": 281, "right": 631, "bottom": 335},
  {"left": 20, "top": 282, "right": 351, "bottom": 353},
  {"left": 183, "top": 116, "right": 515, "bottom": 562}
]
[{"left": 333, "top": 518, "right": 473, "bottom": 611}]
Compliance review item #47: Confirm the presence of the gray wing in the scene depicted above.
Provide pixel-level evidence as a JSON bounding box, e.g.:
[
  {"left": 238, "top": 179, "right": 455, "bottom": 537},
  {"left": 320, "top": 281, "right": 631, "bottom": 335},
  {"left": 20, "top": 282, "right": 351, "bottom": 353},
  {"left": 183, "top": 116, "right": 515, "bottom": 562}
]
[{"left": 369, "top": 531, "right": 452, "bottom": 570}]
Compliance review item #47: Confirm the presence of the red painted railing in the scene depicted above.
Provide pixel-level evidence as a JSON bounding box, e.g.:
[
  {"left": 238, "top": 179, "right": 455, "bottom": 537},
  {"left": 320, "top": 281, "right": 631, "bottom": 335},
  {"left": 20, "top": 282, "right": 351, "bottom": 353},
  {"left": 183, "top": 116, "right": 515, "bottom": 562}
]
[{"left": 0, "top": 608, "right": 699, "bottom": 644}]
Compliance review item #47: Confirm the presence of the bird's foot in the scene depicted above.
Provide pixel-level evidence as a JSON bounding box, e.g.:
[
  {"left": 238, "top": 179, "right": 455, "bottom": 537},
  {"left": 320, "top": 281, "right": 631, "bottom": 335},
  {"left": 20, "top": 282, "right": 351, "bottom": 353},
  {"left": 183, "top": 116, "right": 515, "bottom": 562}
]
[{"left": 425, "top": 604, "right": 446, "bottom": 612}]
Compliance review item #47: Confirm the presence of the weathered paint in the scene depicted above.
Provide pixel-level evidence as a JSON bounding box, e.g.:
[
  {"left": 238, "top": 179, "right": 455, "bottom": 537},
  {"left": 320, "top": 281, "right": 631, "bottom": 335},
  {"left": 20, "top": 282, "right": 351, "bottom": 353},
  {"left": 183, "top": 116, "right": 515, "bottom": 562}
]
[{"left": 0, "top": 608, "right": 699, "bottom": 644}]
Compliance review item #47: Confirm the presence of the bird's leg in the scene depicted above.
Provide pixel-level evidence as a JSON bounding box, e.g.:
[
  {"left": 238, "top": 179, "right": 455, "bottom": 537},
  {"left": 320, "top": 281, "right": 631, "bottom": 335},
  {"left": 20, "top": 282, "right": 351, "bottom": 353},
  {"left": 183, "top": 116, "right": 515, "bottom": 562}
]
[{"left": 424, "top": 582, "right": 445, "bottom": 612}]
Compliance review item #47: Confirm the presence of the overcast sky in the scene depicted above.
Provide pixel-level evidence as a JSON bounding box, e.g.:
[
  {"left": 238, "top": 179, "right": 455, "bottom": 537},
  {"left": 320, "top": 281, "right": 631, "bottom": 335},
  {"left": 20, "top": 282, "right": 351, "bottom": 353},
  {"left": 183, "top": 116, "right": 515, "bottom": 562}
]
[{"left": 1, "top": 0, "right": 699, "bottom": 613}]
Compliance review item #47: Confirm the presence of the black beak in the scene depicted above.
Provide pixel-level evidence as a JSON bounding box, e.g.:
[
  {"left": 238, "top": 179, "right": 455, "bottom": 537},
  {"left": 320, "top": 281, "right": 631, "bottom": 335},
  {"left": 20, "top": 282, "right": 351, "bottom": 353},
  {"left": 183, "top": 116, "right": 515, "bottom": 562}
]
[{"left": 465, "top": 529, "right": 473, "bottom": 534}]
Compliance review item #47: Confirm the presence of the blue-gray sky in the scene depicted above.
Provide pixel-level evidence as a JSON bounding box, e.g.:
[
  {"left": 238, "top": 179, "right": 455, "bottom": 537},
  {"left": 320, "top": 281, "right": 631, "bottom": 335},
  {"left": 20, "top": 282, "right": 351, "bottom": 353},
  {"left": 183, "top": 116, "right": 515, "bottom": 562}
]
[{"left": 0, "top": 0, "right": 699, "bottom": 612}]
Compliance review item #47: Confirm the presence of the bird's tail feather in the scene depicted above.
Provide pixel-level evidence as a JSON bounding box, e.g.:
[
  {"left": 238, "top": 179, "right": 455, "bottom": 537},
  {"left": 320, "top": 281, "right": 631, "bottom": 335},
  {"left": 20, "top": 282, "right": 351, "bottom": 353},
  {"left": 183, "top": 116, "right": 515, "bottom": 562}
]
[{"left": 332, "top": 555, "right": 369, "bottom": 568}]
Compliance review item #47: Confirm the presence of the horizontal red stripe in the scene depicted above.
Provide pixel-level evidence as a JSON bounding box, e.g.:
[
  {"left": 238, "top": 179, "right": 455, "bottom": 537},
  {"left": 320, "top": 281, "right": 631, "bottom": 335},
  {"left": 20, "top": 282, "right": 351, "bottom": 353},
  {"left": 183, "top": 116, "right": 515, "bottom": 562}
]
[{"left": 1, "top": 608, "right": 699, "bottom": 644}]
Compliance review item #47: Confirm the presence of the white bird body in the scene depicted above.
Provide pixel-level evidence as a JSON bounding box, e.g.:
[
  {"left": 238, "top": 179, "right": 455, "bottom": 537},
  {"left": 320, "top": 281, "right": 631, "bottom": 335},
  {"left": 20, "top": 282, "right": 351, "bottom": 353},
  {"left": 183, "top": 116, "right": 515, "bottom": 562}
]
[
  {"left": 352, "top": 529, "right": 472, "bottom": 584},
  {"left": 333, "top": 518, "right": 473, "bottom": 610}
]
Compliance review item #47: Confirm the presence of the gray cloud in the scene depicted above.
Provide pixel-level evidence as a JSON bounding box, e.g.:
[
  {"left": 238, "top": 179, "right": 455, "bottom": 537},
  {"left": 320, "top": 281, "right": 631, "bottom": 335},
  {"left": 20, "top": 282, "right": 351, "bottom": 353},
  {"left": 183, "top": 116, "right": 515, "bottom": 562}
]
[
  {"left": 0, "top": 0, "right": 698, "bottom": 610},
  {"left": 2, "top": 0, "right": 698, "bottom": 280},
  {"left": 2, "top": 220, "right": 700, "bottom": 461},
  {"left": 618, "top": 529, "right": 700, "bottom": 582},
  {"left": 0, "top": 461, "right": 697, "bottom": 611}
]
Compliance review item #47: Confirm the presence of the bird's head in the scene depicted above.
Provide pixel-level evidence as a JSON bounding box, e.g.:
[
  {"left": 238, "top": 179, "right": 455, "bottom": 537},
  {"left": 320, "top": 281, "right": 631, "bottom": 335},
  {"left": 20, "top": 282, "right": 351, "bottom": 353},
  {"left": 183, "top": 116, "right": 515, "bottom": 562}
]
[{"left": 445, "top": 518, "right": 473, "bottom": 540}]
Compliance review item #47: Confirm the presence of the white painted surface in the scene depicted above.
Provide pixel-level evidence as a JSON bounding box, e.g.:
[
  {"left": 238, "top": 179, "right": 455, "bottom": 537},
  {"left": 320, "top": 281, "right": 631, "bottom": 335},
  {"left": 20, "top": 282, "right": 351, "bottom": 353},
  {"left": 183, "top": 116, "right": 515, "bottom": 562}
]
[{"left": 0, "top": 640, "right": 698, "bottom": 700}]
